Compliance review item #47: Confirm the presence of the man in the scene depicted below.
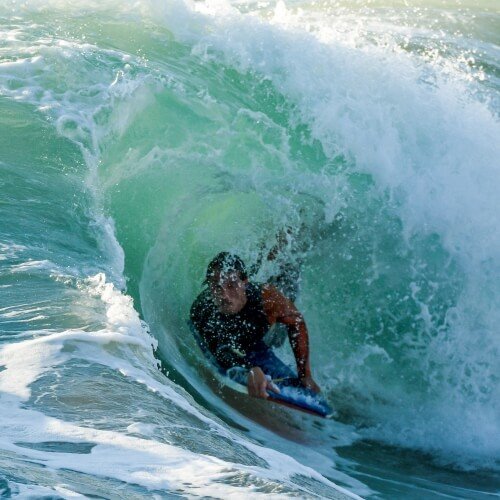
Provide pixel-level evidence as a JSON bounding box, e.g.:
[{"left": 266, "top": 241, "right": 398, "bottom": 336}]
[{"left": 190, "top": 252, "right": 320, "bottom": 399}]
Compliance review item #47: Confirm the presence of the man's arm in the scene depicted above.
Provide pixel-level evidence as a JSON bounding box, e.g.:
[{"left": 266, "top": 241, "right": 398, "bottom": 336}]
[{"left": 262, "top": 285, "right": 320, "bottom": 393}]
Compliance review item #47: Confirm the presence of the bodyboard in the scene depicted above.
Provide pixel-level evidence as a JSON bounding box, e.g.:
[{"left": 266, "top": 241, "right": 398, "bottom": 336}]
[{"left": 189, "top": 322, "right": 334, "bottom": 418}]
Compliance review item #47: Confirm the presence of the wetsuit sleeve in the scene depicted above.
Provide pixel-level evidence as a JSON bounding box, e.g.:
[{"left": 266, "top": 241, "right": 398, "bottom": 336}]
[
  {"left": 261, "top": 285, "right": 312, "bottom": 379},
  {"left": 190, "top": 296, "right": 203, "bottom": 332}
]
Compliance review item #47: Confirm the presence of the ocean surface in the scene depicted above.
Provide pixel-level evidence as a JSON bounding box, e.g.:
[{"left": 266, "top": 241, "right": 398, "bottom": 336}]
[{"left": 1, "top": 0, "right": 499, "bottom": 498}]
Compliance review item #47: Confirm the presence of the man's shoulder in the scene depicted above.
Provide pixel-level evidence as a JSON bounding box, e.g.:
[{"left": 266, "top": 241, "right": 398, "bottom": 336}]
[
  {"left": 246, "top": 281, "right": 265, "bottom": 300},
  {"left": 261, "top": 283, "right": 282, "bottom": 302},
  {"left": 261, "top": 283, "right": 298, "bottom": 323}
]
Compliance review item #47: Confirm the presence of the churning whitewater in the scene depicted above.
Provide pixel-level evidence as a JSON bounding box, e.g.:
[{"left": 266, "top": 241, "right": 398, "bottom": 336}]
[{"left": 1, "top": 0, "right": 499, "bottom": 498}]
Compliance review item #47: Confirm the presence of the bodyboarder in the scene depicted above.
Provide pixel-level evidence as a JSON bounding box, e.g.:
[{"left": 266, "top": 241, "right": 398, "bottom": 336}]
[{"left": 190, "top": 252, "right": 321, "bottom": 399}]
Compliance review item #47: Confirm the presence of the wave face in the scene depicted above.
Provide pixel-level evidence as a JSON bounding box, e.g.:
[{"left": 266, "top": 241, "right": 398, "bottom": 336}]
[{"left": 1, "top": 0, "right": 499, "bottom": 497}]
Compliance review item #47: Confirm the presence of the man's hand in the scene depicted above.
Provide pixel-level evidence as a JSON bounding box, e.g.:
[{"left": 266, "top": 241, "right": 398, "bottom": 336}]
[
  {"left": 300, "top": 375, "right": 321, "bottom": 393},
  {"left": 247, "top": 367, "right": 280, "bottom": 399}
]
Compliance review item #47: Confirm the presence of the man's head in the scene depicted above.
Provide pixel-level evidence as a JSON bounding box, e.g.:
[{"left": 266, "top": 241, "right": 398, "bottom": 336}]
[{"left": 205, "top": 252, "right": 248, "bottom": 315}]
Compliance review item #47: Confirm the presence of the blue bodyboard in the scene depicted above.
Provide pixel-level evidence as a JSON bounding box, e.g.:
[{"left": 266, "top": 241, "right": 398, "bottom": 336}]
[{"left": 224, "top": 366, "right": 334, "bottom": 418}]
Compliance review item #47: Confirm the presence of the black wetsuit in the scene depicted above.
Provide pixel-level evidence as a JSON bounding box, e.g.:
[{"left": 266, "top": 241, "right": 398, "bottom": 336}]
[{"left": 190, "top": 282, "right": 271, "bottom": 370}]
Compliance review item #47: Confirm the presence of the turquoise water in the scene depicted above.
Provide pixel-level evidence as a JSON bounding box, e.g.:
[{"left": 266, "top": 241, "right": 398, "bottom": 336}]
[{"left": 1, "top": 0, "right": 499, "bottom": 497}]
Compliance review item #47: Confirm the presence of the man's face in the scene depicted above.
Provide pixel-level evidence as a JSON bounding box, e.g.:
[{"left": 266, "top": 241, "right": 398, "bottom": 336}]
[{"left": 209, "top": 271, "right": 248, "bottom": 315}]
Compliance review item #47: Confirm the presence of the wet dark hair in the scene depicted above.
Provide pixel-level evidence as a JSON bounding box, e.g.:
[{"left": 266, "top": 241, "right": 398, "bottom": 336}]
[{"left": 204, "top": 252, "right": 247, "bottom": 284}]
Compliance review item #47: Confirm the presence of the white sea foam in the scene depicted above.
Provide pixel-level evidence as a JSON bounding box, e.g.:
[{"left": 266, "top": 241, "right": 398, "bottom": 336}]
[
  {"left": 9, "top": 483, "right": 86, "bottom": 499},
  {"left": 0, "top": 272, "right": 357, "bottom": 497},
  {"left": 0, "top": 241, "right": 27, "bottom": 261}
]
